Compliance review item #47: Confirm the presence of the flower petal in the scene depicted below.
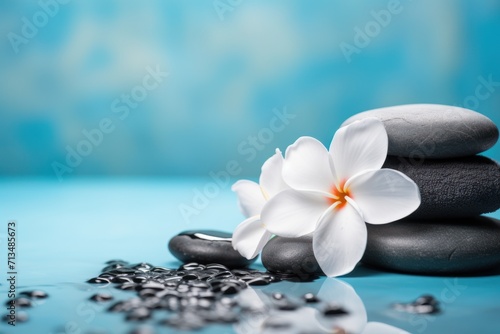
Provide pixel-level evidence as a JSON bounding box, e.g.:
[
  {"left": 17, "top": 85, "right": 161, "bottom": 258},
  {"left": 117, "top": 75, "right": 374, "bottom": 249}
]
[
  {"left": 313, "top": 203, "right": 367, "bottom": 277},
  {"left": 330, "top": 117, "right": 388, "bottom": 182},
  {"left": 282, "top": 136, "right": 336, "bottom": 194},
  {"left": 232, "top": 216, "right": 272, "bottom": 259},
  {"left": 262, "top": 189, "right": 329, "bottom": 238},
  {"left": 231, "top": 180, "right": 266, "bottom": 217},
  {"left": 346, "top": 169, "right": 421, "bottom": 224},
  {"left": 259, "top": 148, "right": 288, "bottom": 198}
]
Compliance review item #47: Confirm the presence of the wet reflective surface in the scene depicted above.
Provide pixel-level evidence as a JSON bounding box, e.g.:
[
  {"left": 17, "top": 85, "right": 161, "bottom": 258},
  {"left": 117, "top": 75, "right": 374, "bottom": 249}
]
[{"left": 1, "top": 179, "right": 500, "bottom": 333}]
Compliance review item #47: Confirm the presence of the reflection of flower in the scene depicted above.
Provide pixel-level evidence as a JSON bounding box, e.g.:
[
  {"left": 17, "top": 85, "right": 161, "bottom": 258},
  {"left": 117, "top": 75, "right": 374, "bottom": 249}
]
[
  {"left": 316, "top": 279, "right": 410, "bottom": 334},
  {"left": 261, "top": 118, "right": 421, "bottom": 276},
  {"left": 233, "top": 278, "right": 410, "bottom": 334},
  {"left": 231, "top": 149, "right": 289, "bottom": 259}
]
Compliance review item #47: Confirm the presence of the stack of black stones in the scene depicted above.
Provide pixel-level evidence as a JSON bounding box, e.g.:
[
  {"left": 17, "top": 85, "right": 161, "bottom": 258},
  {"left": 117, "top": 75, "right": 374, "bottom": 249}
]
[
  {"left": 261, "top": 104, "right": 500, "bottom": 276},
  {"left": 345, "top": 104, "right": 500, "bottom": 275}
]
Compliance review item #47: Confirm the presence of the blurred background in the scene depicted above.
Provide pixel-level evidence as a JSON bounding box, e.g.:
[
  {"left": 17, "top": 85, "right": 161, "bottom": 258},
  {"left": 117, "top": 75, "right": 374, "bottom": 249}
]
[{"left": 1, "top": 0, "right": 500, "bottom": 179}]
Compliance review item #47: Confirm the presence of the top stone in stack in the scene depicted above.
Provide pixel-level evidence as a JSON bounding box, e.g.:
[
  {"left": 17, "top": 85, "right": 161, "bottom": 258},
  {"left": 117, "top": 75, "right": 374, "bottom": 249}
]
[
  {"left": 342, "top": 104, "right": 500, "bottom": 220},
  {"left": 342, "top": 104, "right": 499, "bottom": 159}
]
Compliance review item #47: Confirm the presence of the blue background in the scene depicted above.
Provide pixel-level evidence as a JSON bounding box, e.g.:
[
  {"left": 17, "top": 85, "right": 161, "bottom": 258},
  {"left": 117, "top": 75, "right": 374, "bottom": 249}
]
[
  {"left": 1, "top": 0, "right": 500, "bottom": 179},
  {"left": 1, "top": 1, "right": 500, "bottom": 333}
]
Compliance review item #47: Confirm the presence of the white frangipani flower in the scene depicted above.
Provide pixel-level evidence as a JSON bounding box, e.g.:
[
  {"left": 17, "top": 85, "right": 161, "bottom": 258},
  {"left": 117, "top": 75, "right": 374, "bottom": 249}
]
[
  {"left": 261, "top": 118, "right": 421, "bottom": 277},
  {"left": 231, "top": 149, "right": 289, "bottom": 259}
]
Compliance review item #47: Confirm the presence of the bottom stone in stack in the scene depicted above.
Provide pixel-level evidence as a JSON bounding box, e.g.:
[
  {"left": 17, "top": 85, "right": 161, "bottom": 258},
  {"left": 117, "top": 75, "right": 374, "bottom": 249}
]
[{"left": 363, "top": 216, "right": 500, "bottom": 275}]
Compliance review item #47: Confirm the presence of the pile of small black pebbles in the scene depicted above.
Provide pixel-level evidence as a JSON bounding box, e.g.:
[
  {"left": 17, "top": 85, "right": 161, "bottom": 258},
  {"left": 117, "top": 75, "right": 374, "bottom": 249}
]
[{"left": 87, "top": 260, "right": 319, "bottom": 330}]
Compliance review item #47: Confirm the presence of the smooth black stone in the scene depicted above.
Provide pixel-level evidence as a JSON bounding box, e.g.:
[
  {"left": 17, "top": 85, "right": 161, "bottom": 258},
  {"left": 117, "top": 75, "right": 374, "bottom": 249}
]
[
  {"left": 108, "top": 300, "right": 142, "bottom": 313},
  {"left": 90, "top": 293, "right": 114, "bottom": 302},
  {"left": 181, "top": 273, "right": 198, "bottom": 281},
  {"left": 246, "top": 277, "right": 270, "bottom": 286},
  {"left": 303, "top": 293, "right": 320, "bottom": 303},
  {"left": 220, "top": 284, "right": 240, "bottom": 295},
  {"left": 323, "top": 304, "right": 349, "bottom": 316},
  {"left": 87, "top": 277, "right": 111, "bottom": 284},
  {"left": 231, "top": 269, "right": 250, "bottom": 277},
  {"left": 116, "top": 283, "right": 137, "bottom": 291},
  {"left": 363, "top": 217, "right": 500, "bottom": 274},
  {"left": 168, "top": 230, "right": 256, "bottom": 268},
  {"left": 215, "top": 278, "right": 245, "bottom": 287},
  {"left": 130, "top": 263, "right": 154, "bottom": 271},
  {"left": 2, "top": 311, "right": 28, "bottom": 323},
  {"left": 109, "top": 268, "right": 138, "bottom": 275},
  {"left": 205, "top": 263, "right": 230, "bottom": 271},
  {"left": 126, "top": 307, "right": 151, "bottom": 321},
  {"left": 20, "top": 290, "right": 48, "bottom": 299},
  {"left": 393, "top": 295, "right": 440, "bottom": 314},
  {"left": 139, "top": 289, "right": 158, "bottom": 299},
  {"left": 5, "top": 298, "right": 32, "bottom": 308},
  {"left": 414, "top": 295, "right": 439, "bottom": 307},
  {"left": 180, "top": 262, "right": 206, "bottom": 271},
  {"left": 151, "top": 267, "right": 174, "bottom": 273},
  {"left": 179, "top": 230, "right": 232, "bottom": 240},
  {"left": 102, "top": 264, "right": 125, "bottom": 272},
  {"left": 108, "top": 301, "right": 127, "bottom": 312},
  {"left": 383, "top": 155, "right": 500, "bottom": 219},
  {"left": 342, "top": 104, "right": 499, "bottom": 158},
  {"left": 211, "top": 271, "right": 234, "bottom": 279},
  {"left": 262, "top": 235, "right": 324, "bottom": 276},
  {"left": 138, "top": 282, "right": 165, "bottom": 291},
  {"left": 112, "top": 276, "right": 134, "bottom": 284},
  {"left": 99, "top": 273, "right": 116, "bottom": 279},
  {"left": 133, "top": 276, "right": 148, "bottom": 284},
  {"left": 106, "top": 259, "right": 129, "bottom": 265}
]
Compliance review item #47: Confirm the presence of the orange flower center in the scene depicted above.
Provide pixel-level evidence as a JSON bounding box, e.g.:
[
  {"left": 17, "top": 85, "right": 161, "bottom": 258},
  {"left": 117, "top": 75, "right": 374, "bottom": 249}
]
[{"left": 328, "top": 181, "right": 351, "bottom": 210}]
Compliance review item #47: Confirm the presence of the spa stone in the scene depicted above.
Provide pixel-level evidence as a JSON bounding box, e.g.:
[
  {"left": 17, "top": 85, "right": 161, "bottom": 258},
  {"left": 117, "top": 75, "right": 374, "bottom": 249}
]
[
  {"left": 342, "top": 104, "right": 499, "bottom": 158},
  {"left": 383, "top": 155, "right": 500, "bottom": 219},
  {"left": 261, "top": 235, "right": 324, "bottom": 276},
  {"left": 168, "top": 230, "right": 256, "bottom": 268},
  {"left": 362, "top": 216, "right": 500, "bottom": 275}
]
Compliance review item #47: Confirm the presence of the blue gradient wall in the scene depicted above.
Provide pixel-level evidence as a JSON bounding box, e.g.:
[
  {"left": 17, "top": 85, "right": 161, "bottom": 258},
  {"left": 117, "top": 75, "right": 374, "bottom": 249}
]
[{"left": 1, "top": 0, "right": 499, "bottom": 178}]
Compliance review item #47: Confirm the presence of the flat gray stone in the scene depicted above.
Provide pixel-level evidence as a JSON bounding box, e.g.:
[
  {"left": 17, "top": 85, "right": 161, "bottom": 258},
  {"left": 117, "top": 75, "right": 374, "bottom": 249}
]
[
  {"left": 342, "top": 104, "right": 498, "bottom": 158},
  {"left": 383, "top": 155, "right": 500, "bottom": 219},
  {"left": 363, "top": 217, "right": 500, "bottom": 275},
  {"left": 261, "top": 236, "right": 324, "bottom": 276},
  {"left": 168, "top": 230, "right": 256, "bottom": 268}
]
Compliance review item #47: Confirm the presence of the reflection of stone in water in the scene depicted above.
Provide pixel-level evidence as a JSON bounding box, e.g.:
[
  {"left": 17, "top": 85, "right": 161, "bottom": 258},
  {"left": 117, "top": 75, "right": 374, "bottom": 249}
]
[{"left": 393, "top": 294, "right": 440, "bottom": 314}]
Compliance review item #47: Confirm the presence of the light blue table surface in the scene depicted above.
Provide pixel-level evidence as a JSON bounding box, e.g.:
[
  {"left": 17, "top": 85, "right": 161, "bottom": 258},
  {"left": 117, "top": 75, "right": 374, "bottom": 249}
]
[{"left": 0, "top": 178, "right": 499, "bottom": 334}]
